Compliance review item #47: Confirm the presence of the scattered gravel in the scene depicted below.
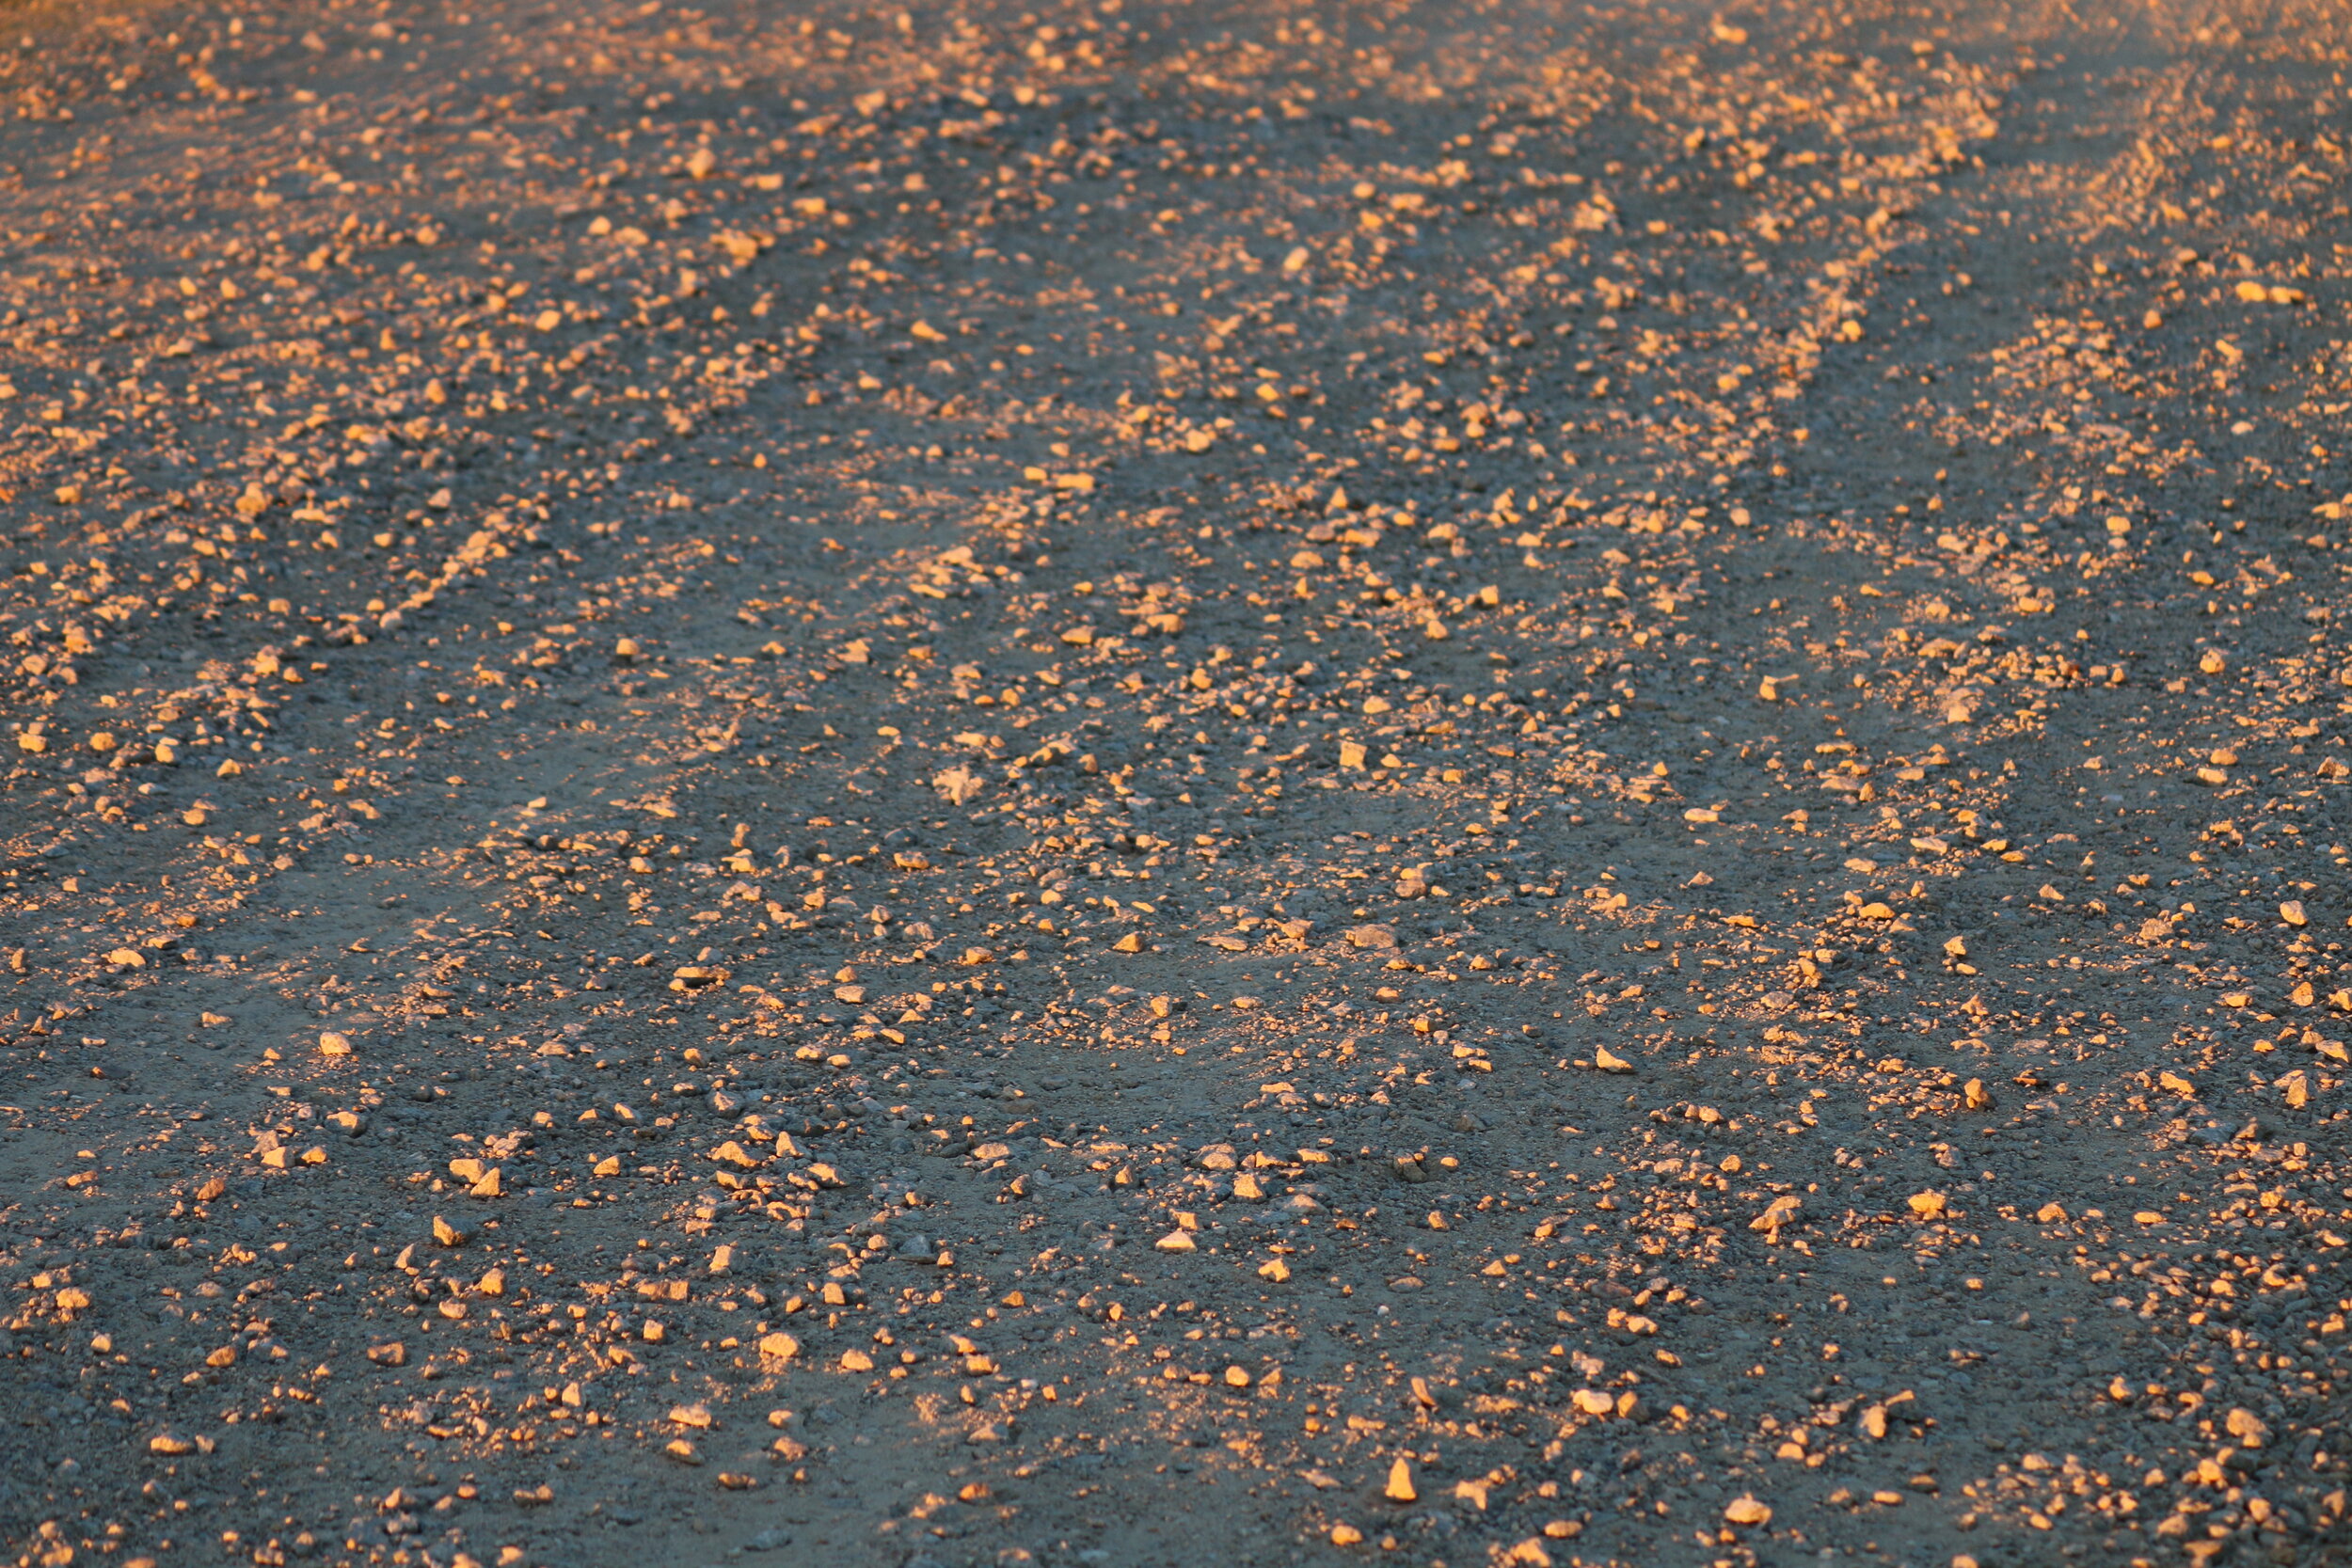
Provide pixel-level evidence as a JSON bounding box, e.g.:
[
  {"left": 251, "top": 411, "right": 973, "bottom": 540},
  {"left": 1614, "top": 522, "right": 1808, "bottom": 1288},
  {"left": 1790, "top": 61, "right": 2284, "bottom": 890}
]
[{"left": 1, "top": 2, "right": 2349, "bottom": 1566}]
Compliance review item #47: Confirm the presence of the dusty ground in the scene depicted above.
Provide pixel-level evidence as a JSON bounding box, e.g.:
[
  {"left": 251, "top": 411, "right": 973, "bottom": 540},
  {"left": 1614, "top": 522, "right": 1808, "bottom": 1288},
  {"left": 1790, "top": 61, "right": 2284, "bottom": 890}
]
[{"left": 0, "top": 1, "right": 2348, "bottom": 1565}]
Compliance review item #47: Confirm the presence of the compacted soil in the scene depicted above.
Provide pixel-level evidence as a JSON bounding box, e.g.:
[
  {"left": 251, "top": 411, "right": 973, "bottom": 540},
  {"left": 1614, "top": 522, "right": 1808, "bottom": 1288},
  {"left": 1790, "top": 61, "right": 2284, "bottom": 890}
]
[{"left": 1, "top": 2, "right": 2349, "bottom": 1566}]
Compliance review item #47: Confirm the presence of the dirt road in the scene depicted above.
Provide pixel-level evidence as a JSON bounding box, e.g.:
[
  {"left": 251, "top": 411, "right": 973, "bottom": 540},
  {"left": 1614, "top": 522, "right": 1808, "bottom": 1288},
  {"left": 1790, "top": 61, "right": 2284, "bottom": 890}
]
[{"left": 2, "top": 2, "right": 2348, "bottom": 1565}]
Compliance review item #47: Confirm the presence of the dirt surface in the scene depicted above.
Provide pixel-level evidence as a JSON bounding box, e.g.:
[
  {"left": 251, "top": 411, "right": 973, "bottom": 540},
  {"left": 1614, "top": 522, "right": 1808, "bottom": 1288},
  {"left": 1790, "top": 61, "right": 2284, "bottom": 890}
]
[{"left": 1, "top": 1, "right": 2349, "bottom": 1565}]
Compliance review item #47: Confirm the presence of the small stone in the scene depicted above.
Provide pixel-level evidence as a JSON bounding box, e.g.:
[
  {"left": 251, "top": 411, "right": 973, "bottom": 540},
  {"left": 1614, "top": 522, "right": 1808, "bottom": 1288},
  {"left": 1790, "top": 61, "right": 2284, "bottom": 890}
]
[
  {"left": 319, "top": 1031, "right": 353, "bottom": 1057},
  {"left": 1594, "top": 1045, "right": 1634, "bottom": 1073},
  {"left": 1384, "top": 1457, "right": 1417, "bottom": 1503},
  {"left": 431, "top": 1215, "right": 469, "bottom": 1247},
  {"left": 367, "top": 1341, "right": 407, "bottom": 1367},
  {"left": 757, "top": 1332, "right": 801, "bottom": 1364},
  {"left": 1724, "top": 1496, "right": 1772, "bottom": 1527},
  {"left": 1223, "top": 1365, "right": 1251, "bottom": 1387},
  {"left": 1907, "top": 1191, "right": 1947, "bottom": 1220},
  {"left": 663, "top": 1438, "right": 702, "bottom": 1465},
  {"left": 1330, "top": 1524, "right": 1365, "bottom": 1546},
  {"left": 1154, "top": 1230, "right": 1196, "bottom": 1252},
  {"left": 1257, "top": 1258, "right": 1291, "bottom": 1283}
]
